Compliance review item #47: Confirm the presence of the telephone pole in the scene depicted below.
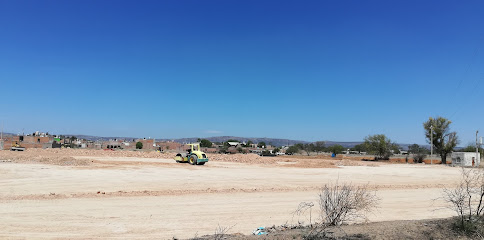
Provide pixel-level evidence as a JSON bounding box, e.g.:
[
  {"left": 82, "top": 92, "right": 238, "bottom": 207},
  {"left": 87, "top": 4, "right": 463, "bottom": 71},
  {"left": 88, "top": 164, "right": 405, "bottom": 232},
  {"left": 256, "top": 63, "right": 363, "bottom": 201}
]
[{"left": 477, "top": 130, "right": 480, "bottom": 167}]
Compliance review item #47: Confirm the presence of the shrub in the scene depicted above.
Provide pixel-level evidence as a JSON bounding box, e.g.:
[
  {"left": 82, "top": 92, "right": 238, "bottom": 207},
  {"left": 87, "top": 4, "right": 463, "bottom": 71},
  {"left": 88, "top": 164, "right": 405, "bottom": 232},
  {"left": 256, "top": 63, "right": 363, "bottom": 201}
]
[
  {"left": 443, "top": 168, "right": 484, "bottom": 235},
  {"left": 413, "top": 153, "right": 427, "bottom": 163},
  {"left": 301, "top": 182, "right": 379, "bottom": 238},
  {"left": 136, "top": 141, "right": 143, "bottom": 149}
]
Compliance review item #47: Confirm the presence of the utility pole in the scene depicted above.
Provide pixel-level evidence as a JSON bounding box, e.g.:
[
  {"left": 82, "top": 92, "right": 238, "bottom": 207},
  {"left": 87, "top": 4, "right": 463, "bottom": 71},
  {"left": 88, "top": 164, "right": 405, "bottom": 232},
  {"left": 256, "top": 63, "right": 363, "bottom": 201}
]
[
  {"left": 430, "top": 125, "right": 433, "bottom": 165},
  {"left": 477, "top": 130, "right": 480, "bottom": 167}
]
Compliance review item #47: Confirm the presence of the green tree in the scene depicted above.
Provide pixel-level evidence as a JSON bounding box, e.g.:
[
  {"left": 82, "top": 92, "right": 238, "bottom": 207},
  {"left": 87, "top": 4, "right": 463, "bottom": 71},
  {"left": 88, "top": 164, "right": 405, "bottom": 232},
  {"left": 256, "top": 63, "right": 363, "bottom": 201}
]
[
  {"left": 423, "top": 116, "right": 459, "bottom": 164},
  {"left": 295, "top": 143, "right": 304, "bottom": 150},
  {"left": 352, "top": 144, "right": 367, "bottom": 153},
  {"left": 200, "top": 139, "right": 213, "bottom": 148},
  {"left": 408, "top": 144, "right": 429, "bottom": 154},
  {"left": 286, "top": 146, "right": 300, "bottom": 155},
  {"left": 392, "top": 145, "right": 401, "bottom": 154},
  {"left": 363, "top": 134, "right": 396, "bottom": 160},
  {"left": 407, "top": 143, "right": 428, "bottom": 163},
  {"left": 327, "top": 144, "right": 345, "bottom": 155},
  {"left": 136, "top": 141, "right": 143, "bottom": 149},
  {"left": 314, "top": 141, "right": 326, "bottom": 154},
  {"left": 273, "top": 147, "right": 280, "bottom": 153},
  {"left": 245, "top": 140, "right": 254, "bottom": 147},
  {"left": 257, "top": 142, "right": 266, "bottom": 148},
  {"left": 302, "top": 143, "right": 315, "bottom": 156}
]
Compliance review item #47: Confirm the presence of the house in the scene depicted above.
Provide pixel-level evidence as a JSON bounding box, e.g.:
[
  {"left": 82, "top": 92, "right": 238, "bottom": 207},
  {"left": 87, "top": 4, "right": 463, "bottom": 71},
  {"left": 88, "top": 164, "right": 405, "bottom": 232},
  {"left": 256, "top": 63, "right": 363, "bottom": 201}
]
[
  {"left": 2, "top": 134, "right": 54, "bottom": 149},
  {"left": 452, "top": 152, "right": 481, "bottom": 167},
  {"left": 227, "top": 142, "right": 242, "bottom": 148}
]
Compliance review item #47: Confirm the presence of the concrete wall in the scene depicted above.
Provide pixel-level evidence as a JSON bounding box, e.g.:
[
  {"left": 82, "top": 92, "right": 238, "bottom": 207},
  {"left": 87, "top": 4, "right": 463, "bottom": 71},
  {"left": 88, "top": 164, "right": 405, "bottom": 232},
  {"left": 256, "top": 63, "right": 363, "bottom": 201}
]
[{"left": 452, "top": 152, "right": 481, "bottom": 167}]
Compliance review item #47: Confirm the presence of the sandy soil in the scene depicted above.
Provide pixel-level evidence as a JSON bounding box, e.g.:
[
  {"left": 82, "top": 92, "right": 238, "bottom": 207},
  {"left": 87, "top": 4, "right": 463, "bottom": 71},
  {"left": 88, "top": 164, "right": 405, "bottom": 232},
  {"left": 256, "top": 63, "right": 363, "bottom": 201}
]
[{"left": 0, "top": 149, "right": 463, "bottom": 239}]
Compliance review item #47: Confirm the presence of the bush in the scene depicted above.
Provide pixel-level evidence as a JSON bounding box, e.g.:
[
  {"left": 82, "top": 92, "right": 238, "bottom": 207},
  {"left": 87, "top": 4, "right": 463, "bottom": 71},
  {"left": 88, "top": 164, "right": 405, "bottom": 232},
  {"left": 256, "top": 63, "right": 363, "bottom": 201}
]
[
  {"left": 413, "top": 153, "right": 427, "bottom": 163},
  {"left": 300, "top": 182, "right": 379, "bottom": 238},
  {"left": 318, "top": 182, "right": 379, "bottom": 226},
  {"left": 136, "top": 141, "right": 143, "bottom": 149},
  {"left": 444, "top": 168, "right": 484, "bottom": 235},
  {"left": 363, "top": 134, "right": 397, "bottom": 160},
  {"left": 200, "top": 139, "right": 213, "bottom": 148}
]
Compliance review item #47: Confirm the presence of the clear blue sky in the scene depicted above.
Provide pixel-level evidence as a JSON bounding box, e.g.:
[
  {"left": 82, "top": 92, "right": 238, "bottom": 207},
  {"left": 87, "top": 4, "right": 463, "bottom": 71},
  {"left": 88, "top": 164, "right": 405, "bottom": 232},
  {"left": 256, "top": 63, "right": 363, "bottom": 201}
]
[{"left": 1, "top": 0, "right": 483, "bottom": 145}]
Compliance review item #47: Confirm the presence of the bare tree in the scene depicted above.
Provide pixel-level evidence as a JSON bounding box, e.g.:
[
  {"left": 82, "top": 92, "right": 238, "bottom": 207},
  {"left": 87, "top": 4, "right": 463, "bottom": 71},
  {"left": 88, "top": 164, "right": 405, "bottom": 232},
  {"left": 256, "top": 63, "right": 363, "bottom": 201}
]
[
  {"left": 443, "top": 168, "right": 484, "bottom": 231},
  {"left": 213, "top": 224, "right": 235, "bottom": 240}
]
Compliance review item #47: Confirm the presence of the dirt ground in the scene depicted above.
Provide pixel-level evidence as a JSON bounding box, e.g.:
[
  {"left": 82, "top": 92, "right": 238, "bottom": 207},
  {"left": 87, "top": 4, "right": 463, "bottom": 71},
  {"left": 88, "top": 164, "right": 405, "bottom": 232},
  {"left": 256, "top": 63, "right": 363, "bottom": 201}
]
[{"left": 0, "top": 149, "right": 463, "bottom": 239}]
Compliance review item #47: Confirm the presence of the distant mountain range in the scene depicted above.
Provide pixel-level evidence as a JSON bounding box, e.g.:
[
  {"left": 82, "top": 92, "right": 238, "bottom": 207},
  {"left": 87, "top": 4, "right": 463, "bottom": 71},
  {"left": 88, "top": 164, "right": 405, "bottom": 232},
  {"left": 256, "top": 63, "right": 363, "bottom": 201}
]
[{"left": 2, "top": 132, "right": 436, "bottom": 149}]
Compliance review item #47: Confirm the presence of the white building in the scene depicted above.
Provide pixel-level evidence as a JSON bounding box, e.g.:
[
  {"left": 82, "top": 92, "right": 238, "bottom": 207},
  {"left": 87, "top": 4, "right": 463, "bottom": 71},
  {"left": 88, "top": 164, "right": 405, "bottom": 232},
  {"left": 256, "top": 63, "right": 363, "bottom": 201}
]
[{"left": 452, "top": 152, "right": 481, "bottom": 167}]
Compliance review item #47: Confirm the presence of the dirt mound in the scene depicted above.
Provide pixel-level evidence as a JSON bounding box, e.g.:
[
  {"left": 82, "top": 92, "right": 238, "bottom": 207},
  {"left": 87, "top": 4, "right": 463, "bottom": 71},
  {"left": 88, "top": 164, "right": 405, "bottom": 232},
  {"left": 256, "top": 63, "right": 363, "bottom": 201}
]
[
  {"left": 0, "top": 149, "right": 91, "bottom": 166},
  {"left": 0, "top": 149, "right": 385, "bottom": 168}
]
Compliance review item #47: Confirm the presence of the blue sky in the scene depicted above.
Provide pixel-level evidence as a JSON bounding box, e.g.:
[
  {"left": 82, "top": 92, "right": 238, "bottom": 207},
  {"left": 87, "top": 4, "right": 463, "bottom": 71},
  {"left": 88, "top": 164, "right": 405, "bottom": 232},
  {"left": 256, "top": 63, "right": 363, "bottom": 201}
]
[{"left": 0, "top": 0, "right": 483, "bottom": 145}]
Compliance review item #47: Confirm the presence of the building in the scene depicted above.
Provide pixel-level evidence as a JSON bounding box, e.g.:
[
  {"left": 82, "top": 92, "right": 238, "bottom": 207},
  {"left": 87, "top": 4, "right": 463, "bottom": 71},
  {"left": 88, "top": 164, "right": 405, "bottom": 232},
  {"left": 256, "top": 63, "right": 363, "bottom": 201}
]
[
  {"left": 227, "top": 142, "right": 242, "bottom": 148},
  {"left": 2, "top": 135, "right": 54, "bottom": 150},
  {"left": 452, "top": 152, "right": 481, "bottom": 167}
]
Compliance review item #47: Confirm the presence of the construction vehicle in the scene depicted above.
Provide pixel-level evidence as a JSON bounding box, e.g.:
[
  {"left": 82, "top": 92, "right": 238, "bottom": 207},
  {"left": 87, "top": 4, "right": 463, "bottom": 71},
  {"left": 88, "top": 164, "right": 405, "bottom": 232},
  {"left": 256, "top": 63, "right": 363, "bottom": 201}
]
[
  {"left": 11, "top": 141, "right": 25, "bottom": 151},
  {"left": 174, "top": 143, "right": 209, "bottom": 165}
]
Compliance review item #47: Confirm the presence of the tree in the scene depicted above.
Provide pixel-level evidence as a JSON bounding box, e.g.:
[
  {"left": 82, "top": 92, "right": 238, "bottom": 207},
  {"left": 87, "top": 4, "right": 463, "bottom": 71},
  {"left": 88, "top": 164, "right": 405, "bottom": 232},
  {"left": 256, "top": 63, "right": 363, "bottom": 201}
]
[
  {"left": 327, "top": 144, "right": 345, "bottom": 155},
  {"left": 352, "top": 144, "right": 367, "bottom": 153},
  {"left": 443, "top": 168, "right": 484, "bottom": 233},
  {"left": 302, "top": 143, "right": 315, "bottom": 156},
  {"left": 295, "top": 143, "right": 304, "bottom": 150},
  {"left": 136, "top": 141, "right": 143, "bottom": 149},
  {"left": 461, "top": 144, "right": 478, "bottom": 152},
  {"left": 200, "top": 139, "right": 213, "bottom": 148},
  {"left": 424, "top": 116, "right": 459, "bottom": 164},
  {"left": 273, "top": 147, "right": 280, "bottom": 153},
  {"left": 391, "top": 145, "right": 401, "bottom": 154},
  {"left": 408, "top": 144, "right": 428, "bottom": 163},
  {"left": 314, "top": 141, "right": 326, "bottom": 154},
  {"left": 363, "top": 134, "right": 396, "bottom": 160},
  {"left": 245, "top": 140, "right": 254, "bottom": 147},
  {"left": 257, "top": 142, "right": 266, "bottom": 148},
  {"left": 286, "top": 146, "right": 300, "bottom": 155}
]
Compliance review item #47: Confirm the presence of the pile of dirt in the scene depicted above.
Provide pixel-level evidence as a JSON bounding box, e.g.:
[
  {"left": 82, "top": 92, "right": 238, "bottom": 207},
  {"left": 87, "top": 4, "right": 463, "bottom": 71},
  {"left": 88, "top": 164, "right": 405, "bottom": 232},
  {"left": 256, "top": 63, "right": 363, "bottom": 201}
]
[
  {"left": 195, "top": 217, "right": 470, "bottom": 240},
  {"left": 0, "top": 149, "right": 92, "bottom": 166},
  {"left": 0, "top": 148, "right": 385, "bottom": 168}
]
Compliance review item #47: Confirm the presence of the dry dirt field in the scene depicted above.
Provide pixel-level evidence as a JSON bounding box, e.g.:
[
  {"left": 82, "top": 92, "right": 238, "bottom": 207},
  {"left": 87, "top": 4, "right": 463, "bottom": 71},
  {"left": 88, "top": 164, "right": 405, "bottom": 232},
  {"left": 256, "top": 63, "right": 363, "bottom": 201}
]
[{"left": 0, "top": 149, "right": 463, "bottom": 239}]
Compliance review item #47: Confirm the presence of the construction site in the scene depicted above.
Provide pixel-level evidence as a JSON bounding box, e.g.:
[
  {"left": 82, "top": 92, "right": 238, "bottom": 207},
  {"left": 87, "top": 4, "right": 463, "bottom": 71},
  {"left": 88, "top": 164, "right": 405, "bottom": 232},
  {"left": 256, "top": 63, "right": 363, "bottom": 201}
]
[
  {"left": 2, "top": 1, "right": 483, "bottom": 238},
  {"left": 0, "top": 147, "right": 465, "bottom": 239}
]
